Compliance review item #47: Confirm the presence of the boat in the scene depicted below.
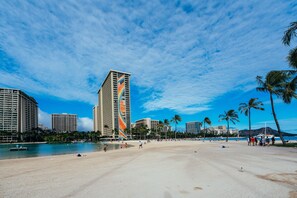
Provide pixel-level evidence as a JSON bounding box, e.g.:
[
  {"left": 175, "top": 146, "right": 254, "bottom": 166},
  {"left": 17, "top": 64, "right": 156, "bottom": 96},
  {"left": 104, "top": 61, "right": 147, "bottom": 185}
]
[
  {"left": 9, "top": 146, "right": 28, "bottom": 151},
  {"left": 255, "top": 134, "right": 274, "bottom": 139}
]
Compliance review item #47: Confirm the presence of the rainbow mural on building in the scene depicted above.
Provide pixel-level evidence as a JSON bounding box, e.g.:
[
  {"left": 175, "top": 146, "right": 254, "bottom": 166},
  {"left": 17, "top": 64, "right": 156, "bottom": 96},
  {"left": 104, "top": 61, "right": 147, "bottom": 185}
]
[{"left": 117, "top": 74, "right": 127, "bottom": 139}]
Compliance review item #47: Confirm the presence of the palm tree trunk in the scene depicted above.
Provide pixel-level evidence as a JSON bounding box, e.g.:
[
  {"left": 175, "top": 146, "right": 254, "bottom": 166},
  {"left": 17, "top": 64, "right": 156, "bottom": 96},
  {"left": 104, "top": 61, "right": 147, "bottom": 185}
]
[
  {"left": 175, "top": 123, "right": 177, "bottom": 140},
  {"left": 203, "top": 121, "right": 206, "bottom": 139},
  {"left": 270, "top": 92, "right": 285, "bottom": 144},
  {"left": 226, "top": 120, "right": 229, "bottom": 142},
  {"left": 248, "top": 108, "right": 251, "bottom": 137}
]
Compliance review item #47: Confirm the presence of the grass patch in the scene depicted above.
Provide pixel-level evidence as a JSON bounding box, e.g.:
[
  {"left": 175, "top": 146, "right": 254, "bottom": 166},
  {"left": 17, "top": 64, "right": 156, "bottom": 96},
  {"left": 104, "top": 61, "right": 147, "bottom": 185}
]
[{"left": 272, "top": 143, "right": 297, "bottom": 147}]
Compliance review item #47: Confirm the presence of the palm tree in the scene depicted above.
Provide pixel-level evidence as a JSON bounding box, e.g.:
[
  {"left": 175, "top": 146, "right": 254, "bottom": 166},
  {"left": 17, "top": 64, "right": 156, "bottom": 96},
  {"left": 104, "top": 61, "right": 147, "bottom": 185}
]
[
  {"left": 219, "top": 110, "right": 239, "bottom": 142},
  {"left": 163, "top": 119, "right": 170, "bottom": 139},
  {"left": 104, "top": 124, "right": 109, "bottom": 137},
  {"left": 281, "top": 76, "right": 297, "bottom": 103},
  {"left": 282, "top": 21, "right": 297, "bottom": 69},
  {"left": 171, "top": 115, "right": 182, "bottom": 140},
  {"left": 203, "top": 117, "right": 211, "bottom": 138},
  {"left": 157, "top": 121, "right": 164, "bottom": 138},
  {"left": 239, "top": 98, "right": 264, "bottom": 137},
  {"left": 256, "top": 71, "right": 290, "bottom": 144}
]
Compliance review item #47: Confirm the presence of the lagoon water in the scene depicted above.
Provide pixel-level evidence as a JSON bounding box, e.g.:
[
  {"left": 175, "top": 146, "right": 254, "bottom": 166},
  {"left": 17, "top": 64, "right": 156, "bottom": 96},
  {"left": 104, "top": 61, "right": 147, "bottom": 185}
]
[{"left": 0, "top": 142, "right": 121, "bottom": 160}]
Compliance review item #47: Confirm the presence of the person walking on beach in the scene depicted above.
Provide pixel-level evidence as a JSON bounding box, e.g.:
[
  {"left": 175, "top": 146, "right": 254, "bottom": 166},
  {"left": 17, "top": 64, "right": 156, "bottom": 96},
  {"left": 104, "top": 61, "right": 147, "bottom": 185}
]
[
  {"left": 139, "top": 141, "right": 143, "bottom": 149},
  {"left": 266, "top": 136, "right": 270, "bottom": 146},
  {"left": 103, "top": 144, "right": 108, "bottom": 152},
  {"left": 247, "top": 137, "right": 251, "bottom": 146},
  {"left": 251, "top": 137, "right": 255, "bottom": 146},
  {"left": 272, "top": 136, "right": 275, "bottom": 145},
  {"left": 255, "top": 137, "right": 258, "bottom": 146},
  {"left": 261, "top": 136, "right": 265, "bottom": 146}
]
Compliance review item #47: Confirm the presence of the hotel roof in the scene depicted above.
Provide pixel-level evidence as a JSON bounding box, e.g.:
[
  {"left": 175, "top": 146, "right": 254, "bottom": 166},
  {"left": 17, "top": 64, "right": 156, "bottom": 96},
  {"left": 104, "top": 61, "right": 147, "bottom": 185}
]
[{"left": 97, "top": 69, "right": 131, "bottom": 93}]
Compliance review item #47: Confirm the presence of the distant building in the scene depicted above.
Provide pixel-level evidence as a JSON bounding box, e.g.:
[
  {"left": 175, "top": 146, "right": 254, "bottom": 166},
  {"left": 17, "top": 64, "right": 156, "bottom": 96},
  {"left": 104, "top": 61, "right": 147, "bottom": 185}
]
[
  {"left": 135, "top": 118, "right": 151, "bottom": 129},
  {"left": 94, "top": 70, "right": 131, "bottom": 138},
  {"left": 0, "top": 88, "right": 38, "bottom": 133},
  {"left": 163, "top": 125, "right": 172, "bottom": 132},
  {"left": 93, "top": 105, "right": 99, "bottom": 132},
  {"left": 135, "top": 118, "right": 169, "bottom": 132},
  {"left": 208, "top": 125, "right": 238, "bottom": 135},
  {"left": 151, "top": 120, "right": 159, "bottom": 130},
  {"left": 186, "top": 122, "right": 201, "bottom": 134},
  {"left": 52, "top": 113, "right": 77, "bottom": 132}
]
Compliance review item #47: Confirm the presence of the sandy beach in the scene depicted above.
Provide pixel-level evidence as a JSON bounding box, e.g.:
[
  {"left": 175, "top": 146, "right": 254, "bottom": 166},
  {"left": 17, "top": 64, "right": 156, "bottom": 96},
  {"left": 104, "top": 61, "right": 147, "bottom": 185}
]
[{"left": 0, "top": 141, "right": 297, "bottom": 198}]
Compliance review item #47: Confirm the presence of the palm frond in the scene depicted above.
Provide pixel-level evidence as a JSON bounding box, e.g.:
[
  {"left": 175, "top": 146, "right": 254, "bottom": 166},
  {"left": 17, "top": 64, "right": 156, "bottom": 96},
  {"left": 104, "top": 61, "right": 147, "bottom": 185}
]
[
  {"left": 256, "top": 76, "right": 265, "bottom": 86},
  {"left": 256, "top": 87, "right": 267, "bottom": 92},
  {"left": 204, "top": 117, "right": 211, "bottom": 125},
  {"left": 282, "top": 21, "right": 297, "bottom": 46},
  {"left": 287, "top": 47, "right": 297, "bottom": 69}
]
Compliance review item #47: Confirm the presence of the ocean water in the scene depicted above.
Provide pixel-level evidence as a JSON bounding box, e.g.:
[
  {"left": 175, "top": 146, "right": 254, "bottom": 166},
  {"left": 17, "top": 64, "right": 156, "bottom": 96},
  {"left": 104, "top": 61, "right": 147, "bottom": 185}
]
[{"left": 0, "top": 142, "right": 122, "bottom": 160}]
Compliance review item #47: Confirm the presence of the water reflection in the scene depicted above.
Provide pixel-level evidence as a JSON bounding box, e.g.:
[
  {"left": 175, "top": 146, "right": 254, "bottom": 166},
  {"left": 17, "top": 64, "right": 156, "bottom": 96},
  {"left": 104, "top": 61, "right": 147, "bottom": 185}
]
[{"left": 0, "top": 143, "right": 121, "bottom": 160}]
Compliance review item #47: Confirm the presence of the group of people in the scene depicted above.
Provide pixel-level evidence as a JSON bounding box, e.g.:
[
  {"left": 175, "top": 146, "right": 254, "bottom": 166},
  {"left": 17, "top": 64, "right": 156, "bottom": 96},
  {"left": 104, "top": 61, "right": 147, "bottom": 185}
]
[{"left": 247, "top": 136, "right": 275, "bottom": 146}]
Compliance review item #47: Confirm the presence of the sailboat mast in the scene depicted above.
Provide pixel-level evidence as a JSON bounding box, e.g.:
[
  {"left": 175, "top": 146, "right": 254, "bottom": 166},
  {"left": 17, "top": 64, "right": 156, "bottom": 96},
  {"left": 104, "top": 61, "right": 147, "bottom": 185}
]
[{"left": 264, "top": 122, "right": 266, "bottom": 137}]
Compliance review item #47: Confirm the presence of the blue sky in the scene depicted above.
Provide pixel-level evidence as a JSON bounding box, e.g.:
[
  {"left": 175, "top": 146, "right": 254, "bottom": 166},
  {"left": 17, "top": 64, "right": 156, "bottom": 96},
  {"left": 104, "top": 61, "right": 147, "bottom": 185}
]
[{"left": 0, "top": 0, "right": 297, "bottom": 133}]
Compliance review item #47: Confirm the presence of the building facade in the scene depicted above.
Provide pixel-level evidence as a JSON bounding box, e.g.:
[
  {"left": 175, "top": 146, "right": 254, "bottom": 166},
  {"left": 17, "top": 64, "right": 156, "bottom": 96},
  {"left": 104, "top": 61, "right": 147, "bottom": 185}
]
[
  {"left": 0, "top": 88, "right": 38, "bottom": 133},
  {"left": 186, "top": 122, "right": 201, "bottom": 134},
  {"left": 135, "top": 118, "right": 170, "bottom": 132},
  {"left": 93, "top": 105, "right": 99, "bottom": 132},
  {"left": 52, "top": 114, "right": 77, "bottom": 132},
  {"left": 135, "top": 118, "right": 151, "bottom": 129},
  {"left": 94, "top": 70, "right": 131, "bottom": 138}
]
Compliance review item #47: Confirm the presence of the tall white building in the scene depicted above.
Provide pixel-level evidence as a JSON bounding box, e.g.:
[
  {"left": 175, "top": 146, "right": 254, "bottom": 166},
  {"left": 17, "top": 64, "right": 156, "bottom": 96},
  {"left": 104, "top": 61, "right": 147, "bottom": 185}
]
[
  {"left": 0, "top": 88, "right": 38, "bottom": 133},
  {"left": 52, "top": 113, "right": 77, "bottom": 132}
]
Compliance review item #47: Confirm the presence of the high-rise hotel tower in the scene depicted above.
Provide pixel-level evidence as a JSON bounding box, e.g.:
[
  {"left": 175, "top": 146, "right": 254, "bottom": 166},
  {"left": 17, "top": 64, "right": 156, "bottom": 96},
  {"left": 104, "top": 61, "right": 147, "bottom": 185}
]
[
  {"left": 52, "top": 113, "right": 77, "bottom": 132},
  {"left": 0, "top": 88, "right": 38, "bottom": 133},
  {"left": 94, "top": 70, "right": 131, "bottom": 139}
]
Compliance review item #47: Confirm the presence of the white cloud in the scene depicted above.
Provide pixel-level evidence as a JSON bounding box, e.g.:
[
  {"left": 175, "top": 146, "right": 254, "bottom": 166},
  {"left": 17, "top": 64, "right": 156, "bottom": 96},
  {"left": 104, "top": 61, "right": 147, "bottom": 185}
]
[
  {"left": 78, "top": 117, "right": 93, "bottom": 132},
  {"left": 38, "top": 108, "right": 51, "bottom": 129},
  {"left": 0, "top": 1, "right": 296, "bottom": 115},
  {"left": 262, "top": 98, "right": 283, "bottom": 105}
]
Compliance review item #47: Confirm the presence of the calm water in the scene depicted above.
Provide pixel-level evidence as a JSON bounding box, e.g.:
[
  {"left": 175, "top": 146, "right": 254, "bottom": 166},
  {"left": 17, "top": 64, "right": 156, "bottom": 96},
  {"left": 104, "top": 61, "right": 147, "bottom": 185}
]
[{"left": 0, "top": 142, "right": 122, "bottom": 160}]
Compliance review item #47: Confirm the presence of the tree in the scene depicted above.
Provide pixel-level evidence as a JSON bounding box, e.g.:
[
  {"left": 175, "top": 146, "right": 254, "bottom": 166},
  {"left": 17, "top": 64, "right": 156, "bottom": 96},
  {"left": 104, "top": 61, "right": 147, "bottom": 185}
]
[
  {"left": 157, "top": 121, "right": 164, "bottom": 138},
  {"left": 171, "top": 115, "right": 182, "bottom": 140},
  {"left": 256, "top": 71, "right": 290, "bottom": 144},
  {"left": 282, "top": 21, "right": 297, "bottom": 69},
  {"left": 281, "top": 76, "right": 297, "bottom": 103},
  {"left": 104, "top": 124, "right": 109, "bottom": 137},
  {"left": 203, "top": 117, "right": 211, "bottom": 138},
  {"left": 239, "top": 98, "right": 264, "bottom": 137},
  {"left": 163, "top": 119, "right": 170, "bottom": 139},
  {"left": 219, "top": 110, "right": 239, "bottom": 142}
]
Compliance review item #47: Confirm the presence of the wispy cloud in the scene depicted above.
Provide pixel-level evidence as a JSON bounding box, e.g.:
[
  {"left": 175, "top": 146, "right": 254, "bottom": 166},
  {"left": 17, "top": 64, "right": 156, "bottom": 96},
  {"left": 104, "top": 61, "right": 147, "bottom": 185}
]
[
  {"left": 262, "top": 98, "right": 283, "bottom": 105},
  {"left": 0, "top": 1, "right": 296, "bottom": 114}
]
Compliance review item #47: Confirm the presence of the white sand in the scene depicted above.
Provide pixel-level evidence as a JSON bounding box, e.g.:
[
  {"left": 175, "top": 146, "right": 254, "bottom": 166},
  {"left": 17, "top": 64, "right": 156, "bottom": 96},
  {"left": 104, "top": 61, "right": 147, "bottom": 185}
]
[{"left": 0, "top": 141, "right": 297, "bottom": 198}]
